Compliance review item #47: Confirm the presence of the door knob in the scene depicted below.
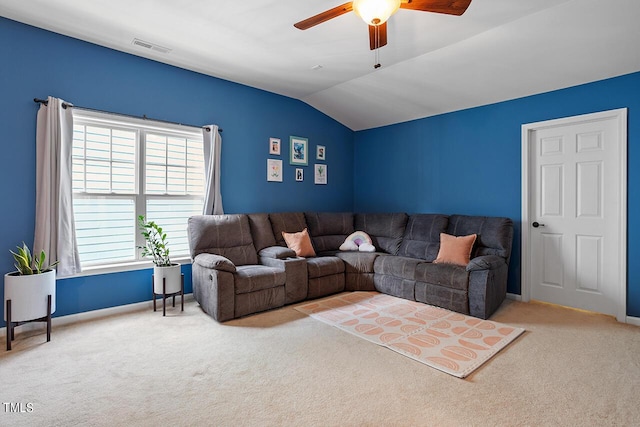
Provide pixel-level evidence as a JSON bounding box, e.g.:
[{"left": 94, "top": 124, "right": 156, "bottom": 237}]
[{"left": 532, "top": 221, "right": 545, "bottom": 228}]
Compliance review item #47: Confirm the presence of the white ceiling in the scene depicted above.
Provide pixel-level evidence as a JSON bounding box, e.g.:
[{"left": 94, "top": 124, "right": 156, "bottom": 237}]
[{"left": 2, "top": 0, "right": 640, "bottom": 130}]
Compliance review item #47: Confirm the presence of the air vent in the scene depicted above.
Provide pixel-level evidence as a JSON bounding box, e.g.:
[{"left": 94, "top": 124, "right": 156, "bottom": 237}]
[{"left": 132, "top": 38, "right": 172, "bottom": 54}]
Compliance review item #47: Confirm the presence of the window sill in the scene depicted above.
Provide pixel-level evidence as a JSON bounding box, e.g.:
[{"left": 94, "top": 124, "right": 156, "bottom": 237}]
[{"left": 63, "top": 256, "right": 193, "bottom": 279}]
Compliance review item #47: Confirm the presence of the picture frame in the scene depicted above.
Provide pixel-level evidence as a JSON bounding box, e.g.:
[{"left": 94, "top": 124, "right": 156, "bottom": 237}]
[
  {"left": 295, "top": 168, "right": 304, "bottom": 182},
  {"left": 269, "top": 137, "right": 281, "bottom": 155},
  {"left": 314, "top": 164, "right": 327, "bottom": 185},
  {"left": 289, "top": 136, "right": 308, "bottom": 166},
  {"left": 316, "top": 145, "right": 326, "bottom": 160},
  {"left": 267, "top": 159, "right": 283, "bottom": 182}
]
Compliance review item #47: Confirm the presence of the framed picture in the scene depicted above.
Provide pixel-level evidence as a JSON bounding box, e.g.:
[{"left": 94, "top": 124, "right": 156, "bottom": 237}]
[
  {"left": 295, "top": 168, "right": 304, "bottom": 182},
  {"left": 289, "top": 136, "right": 308, "bottom": 166},
  {"left": 316, "top": 145, "right": 326, "bottom": 160},
  {"left": 314, "top": 164, "right": 327, "bottom": 185},
  {"left": 267, "top": 159, "right": 283, "bottom": 182},
  {"left": 269, "top": 137, "right": 281, "bottom": 155}
]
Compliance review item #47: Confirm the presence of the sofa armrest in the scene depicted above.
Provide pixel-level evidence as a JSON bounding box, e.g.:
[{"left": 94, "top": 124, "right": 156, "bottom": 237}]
[
  {"left": 259, "top": 246, "right": 297, "bottom": 260},
  {"left": 192, "top": 262, "right": 235, "bottom": 322},
  {"left": 468, "top": 259, "right": 509, "bottom": 319},
  {"left": 466, "top": 255, "right": 507, "bottom": 272},
  {"left": 260, "top": 256, "right": 308, "bottom": 304},
  {"left": 194, "top": 253, "right": 236, "bottom": 273}
]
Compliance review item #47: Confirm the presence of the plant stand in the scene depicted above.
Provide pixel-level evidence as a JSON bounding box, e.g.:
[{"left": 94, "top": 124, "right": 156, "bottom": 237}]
[
  {"left": 152, "top": 273, "right": 184, "bottom": 316},
  {"left": 5, "top": 295, "right": 52, "bottom": 351}
]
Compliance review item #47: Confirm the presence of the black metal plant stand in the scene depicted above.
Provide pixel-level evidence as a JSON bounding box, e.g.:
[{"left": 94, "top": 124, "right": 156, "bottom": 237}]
[
  {"left": 152, "top": 274, "right": 184, "bottom": 316},
  {"left": 5, "top": 295, "right": 52, "bottom": 351}
]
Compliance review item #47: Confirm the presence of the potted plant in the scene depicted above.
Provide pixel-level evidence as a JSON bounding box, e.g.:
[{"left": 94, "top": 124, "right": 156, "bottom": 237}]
[
  {"left": 138, "top": 215, "right": 182, "bottom": 295},
  {"left": 4, "top": 243, "right": 59, "bottom": 349}
]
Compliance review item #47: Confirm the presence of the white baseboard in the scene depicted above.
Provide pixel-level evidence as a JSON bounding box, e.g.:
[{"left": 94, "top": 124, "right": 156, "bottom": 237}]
[
  {"left": 1, "top": 293, "right": 194, "bottom": 339},
  {"left": 506, "top": 293, "right": 522, "bottom": 301},
  {"left": 625, "top": 316, "right": 640, "bottom": 327}
]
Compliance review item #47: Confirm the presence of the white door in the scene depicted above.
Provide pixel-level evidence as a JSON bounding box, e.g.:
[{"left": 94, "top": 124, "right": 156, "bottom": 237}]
[{"left": 522, "top": 109, "right": 627, "bottom": 321}]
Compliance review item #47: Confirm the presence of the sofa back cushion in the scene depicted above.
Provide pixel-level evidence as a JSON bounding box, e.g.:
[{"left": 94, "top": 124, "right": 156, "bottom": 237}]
[
  {"left": 247, "top": 213, "right": 276, "bottom": 252},
  {"left": 354, "top": 213, "right": 408, "bottom": 255},
  {"left": 188, "top": 214, "right": 258, "bottom": 266},
  {"left": 446, "top": 215, "right": 513, "bottom": 260},
  {"left": 397, "top": 214, "right": 449, "bottom": 261},
  {"left": 305, "top": 212, "right": 354, "bottom": 253},
  {"left": 269, "top": 212, "right": 309, "bottom": 247}
]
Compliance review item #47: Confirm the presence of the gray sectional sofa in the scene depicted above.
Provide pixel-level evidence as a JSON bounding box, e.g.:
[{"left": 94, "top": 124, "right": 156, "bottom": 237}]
[{"left": 187, "top": 212, "right": 513, "bottom": 322}]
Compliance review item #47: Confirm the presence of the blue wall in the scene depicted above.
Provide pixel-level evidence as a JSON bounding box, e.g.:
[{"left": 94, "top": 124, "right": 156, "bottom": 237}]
[
  {"left": 3, "top": 15, "right": 639, "bottom": 324},
  {"left": 354, "top": 72, "right": 640, "bottom": 317},
  {"left": 0, "top": 17, "right": 354, "bottom": 325}
]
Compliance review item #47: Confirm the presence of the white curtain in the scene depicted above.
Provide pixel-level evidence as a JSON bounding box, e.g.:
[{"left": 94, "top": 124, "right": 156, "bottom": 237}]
[
  {"left": 202, "top": 125, "right": 224, "bottom": 215},
  {"left": 34, "top": 96, "right": 81, "bottom": 277}
]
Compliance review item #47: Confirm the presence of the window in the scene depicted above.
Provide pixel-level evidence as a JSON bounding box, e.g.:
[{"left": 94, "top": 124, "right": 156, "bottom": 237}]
[{"left": 71, "top": 111, "right": 205, "bottom": 268}]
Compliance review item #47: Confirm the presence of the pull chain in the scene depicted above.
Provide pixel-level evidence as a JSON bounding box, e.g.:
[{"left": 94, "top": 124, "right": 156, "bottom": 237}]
[{"left": 374, "top": 25, "right": 381, "bottom": 69}]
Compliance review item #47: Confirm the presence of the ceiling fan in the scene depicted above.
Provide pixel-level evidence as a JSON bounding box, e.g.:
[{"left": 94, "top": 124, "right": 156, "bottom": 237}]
[{"left": 294, "top": 0, "right": 472, "bottom": 51}]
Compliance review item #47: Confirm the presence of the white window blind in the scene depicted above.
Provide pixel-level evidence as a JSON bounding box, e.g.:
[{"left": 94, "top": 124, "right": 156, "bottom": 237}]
[{"left": 71, "top": 111, "right": 204, "bottom": 268}]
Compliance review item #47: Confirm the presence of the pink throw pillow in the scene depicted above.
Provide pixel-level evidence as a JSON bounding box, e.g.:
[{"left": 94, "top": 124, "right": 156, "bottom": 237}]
[
  {"left": 434, "top": 233, "right": 477, "bottom": 266},
  {"left": 282, "top": 228, "right": 316, "bottom": 258}
]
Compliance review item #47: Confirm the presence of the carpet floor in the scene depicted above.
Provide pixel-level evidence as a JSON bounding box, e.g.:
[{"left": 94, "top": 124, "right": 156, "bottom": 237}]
[{"left": 1, "top": 295, "right": 639, "bottom": 426}]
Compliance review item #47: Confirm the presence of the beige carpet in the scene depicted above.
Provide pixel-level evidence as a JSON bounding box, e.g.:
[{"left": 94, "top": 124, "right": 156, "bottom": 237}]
[
  {"left": 295, "top": 292, "right": 525, "bottom": 378},
  {"left": 1, "top": 295, "right": 640, "bottom": 426}
]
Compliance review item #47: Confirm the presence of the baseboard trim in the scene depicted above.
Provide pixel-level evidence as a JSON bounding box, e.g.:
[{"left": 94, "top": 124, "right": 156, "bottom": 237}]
[
  {"left": 506, "top": 293, "right": 522, "bottom": 301},
  {"left": 625, "top": 315, "right": 640, "bottom": 327},
  {"left": 508, "top": 294, "right": 639, "bottom": 325},
  {"left": 1, "top": 294, "right": 194, "bottom": 339}
]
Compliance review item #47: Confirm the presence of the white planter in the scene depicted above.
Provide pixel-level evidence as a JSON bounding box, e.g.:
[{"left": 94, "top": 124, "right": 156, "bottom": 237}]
[
  {"left": 153, "top": 263, "right": 182, "bottom": 294},
  {"left": 4, "top": 269, "right": 56, "bottom": 322}
]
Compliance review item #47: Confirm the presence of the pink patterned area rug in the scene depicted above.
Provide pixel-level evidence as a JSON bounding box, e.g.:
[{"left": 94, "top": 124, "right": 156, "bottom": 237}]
[{"left": 295, "top": 292, "right": 525, "bottom": 378}]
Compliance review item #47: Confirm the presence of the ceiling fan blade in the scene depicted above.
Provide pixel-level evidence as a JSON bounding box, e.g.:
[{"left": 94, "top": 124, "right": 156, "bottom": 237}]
[
  {"left": 368, "top": 22, "right": 388, "bottom": 50},
  {"left": 400, "top": 0, "right": 472, "bottom": 16},
  {"left": 294, "top": 2, "right": 354, "bottom": 30}
]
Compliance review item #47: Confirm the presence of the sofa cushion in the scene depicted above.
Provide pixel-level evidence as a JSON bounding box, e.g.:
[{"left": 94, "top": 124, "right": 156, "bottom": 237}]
[
  {"left": 282, "top": 228, "right": 316, "bottom": 257},
  {"left": 307, "top": 256, "right": 345, "bottom": 279},
  {"left": 414, "top": 262, "right": 469, "bottom": 291},
  {"left": 336, "top": 252, "right": 382, "bottom": 274},
  {"left": 447, "top": 215, "right": 513, "bottom": 260},
  {"left": 269, "top": 212, "right": 308, "bottom": 247},
  {"left": 355, "top": 213, "right": 408, "bottom": 255},
  {"left": 373, "top": 255, "right": 424, "bottom": 281},
  {"left": 188, "top": 214, "right": 258, "bottom": 266},
  {"left": 397, "top": 214, "right": 449, "bottom": 261},
  {"left": 234, "top": 265, "right": 286, "bottom": 295},
  {"left": 434, "top": 233, "right": 477, "bottom": 266},
  {"left": 305, "top": 212, "right": 355, "bottom": 253},
  {"left": 248, "top": 213, "right": 276, "bottom": 252}
]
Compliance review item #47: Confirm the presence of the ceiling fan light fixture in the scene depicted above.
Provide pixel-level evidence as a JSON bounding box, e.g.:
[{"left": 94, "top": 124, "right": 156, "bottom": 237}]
[{"left": 352, "top": 0, "right": 401, "bottom": 26}]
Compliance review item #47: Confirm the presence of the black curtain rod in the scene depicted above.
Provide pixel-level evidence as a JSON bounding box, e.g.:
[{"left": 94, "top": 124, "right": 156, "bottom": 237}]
[{"left": 33, "top": 98, "right": 221, "bottom": 133}]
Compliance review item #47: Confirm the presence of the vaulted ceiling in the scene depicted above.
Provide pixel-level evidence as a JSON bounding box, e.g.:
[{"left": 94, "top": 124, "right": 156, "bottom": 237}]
[{"left": 2, "top": 0, "right": 640, "bottom": 130}]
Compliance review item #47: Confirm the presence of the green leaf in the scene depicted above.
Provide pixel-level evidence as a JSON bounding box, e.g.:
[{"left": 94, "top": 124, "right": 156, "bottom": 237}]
[
  {"left": 9, "top": 243, "right": 58, "bottom": 275},
  {"left": 138, "top": 216, "right": 171, "bottom": 266}
]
